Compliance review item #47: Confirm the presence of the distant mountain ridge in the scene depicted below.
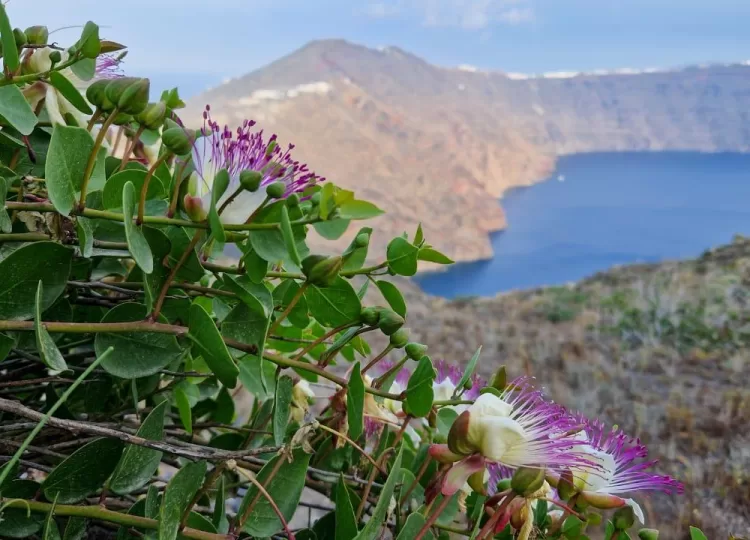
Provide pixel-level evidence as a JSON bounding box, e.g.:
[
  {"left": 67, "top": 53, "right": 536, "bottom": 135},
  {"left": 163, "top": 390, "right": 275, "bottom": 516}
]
[{"left": 185, "top": 39, "right": 750, "bottom": 263}]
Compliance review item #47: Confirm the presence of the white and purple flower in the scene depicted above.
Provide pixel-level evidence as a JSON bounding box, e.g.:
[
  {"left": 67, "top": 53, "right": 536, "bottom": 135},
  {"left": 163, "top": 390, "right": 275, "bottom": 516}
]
[{"left": 184, "top": 106, "right": 321, "bottom": 224}]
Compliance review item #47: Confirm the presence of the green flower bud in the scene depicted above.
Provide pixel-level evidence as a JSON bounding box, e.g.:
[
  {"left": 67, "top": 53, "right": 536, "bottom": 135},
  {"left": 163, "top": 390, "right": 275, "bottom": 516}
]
[
  {"left": 286, "top": 193, "right": 300, "bottom": 207},
  {"left": 405, "top": 342, "right": 427, "bottom": 360},
  {"left": 266, "top": 181, "right": 286, "bottom": 199},
  {"left": 378, "top": 309, "right": 405, "bottom": 336},
  {"left": 239, "top": 170, "right": 262, "bottom": 192},
  {"left": 111, "top": 112, "right": 133, "bottom": 126},
  {"left": 510, "top": 466, "right": 546, "bottom": 497},
  {"left": 446, "top": 410, "right": 474, "bottom": 455},
  {"left": 24, "top": 26, "right": 48, "bottom": 46},
  {"left": 613, "top": 506, "right": 635, "bottom": 530},
  {"left": 105, "top": 78, "right": 136, "bottom": 105},
  {"left": 360, "top": 307, "right": 380, "bottom": 326},
  {"left": 489, "top": 365, "right": 507, "bottom": 391},
  {"left": 86, "top": 79, "right": 110, "bottom": 109},
  {"left": 163, "top": 117, "right": 182, "bottom": 131},
  {"left": 136, "top": 102, "right": 167, "bottom": 130},
  {"left": 301, "top": 255, "right": 327, "bottom": 276},
  {"left": 310, "top": 192, "right": 321, "bottom": 206},
  {"left": 303, "top": 255, "right": 344, "bottom": 287},
  {"left": 556, "top": 469, "right": 577, "bottom": 501},
  {"left": 637, "top": 529, "right": 659, "bottom": 540},
  {"left": 162, "top": 127, "right": 193, "bottom": 156},
  {"left": 183, "top": 195, "right": 206, "bottom": 222},
  {"left": 355, "top": 232, "right": 370, "bottom": 248},
  {"left": 117, "top": 78, "right": 150, "bottom": 115},
  {"left": 13, "top": 28, "right": 27, "bottom": 48},
  {"left": 49, "top": 50, "right": 61, "bottom": 65},
  {"left": 389, "top": 328, "right": 409, "bottom": 348},
  {"left": 100, "top": 40, "right": 126, "bottom": 54},
  {"left": 496, "top": 478, "right": 511, "bottom": 492},
  {"left": 78, "top": 21, "right": 101, "bottom": 59}
]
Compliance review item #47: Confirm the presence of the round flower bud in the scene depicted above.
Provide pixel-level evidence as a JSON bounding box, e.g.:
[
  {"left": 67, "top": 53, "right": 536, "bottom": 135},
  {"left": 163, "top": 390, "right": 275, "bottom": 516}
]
[
  {"left": 303, "top": 255, "right": 344, "bottom": 287},
  {"left": 266, "top": 181, "right": 286, "bottom": 199},
  {"left": 511, "top": 467, "right": 546, "bottom": 497},
  {"left": 117, "top": 78, "right": 150, "bottom": 115},
  {"left": 496, "top": 478, "right": 511, "bottom": 492},
  {"left": 301, "top": 254, "right": 327, "bottom": 276},
  {"left": 183, "top": 195, "right": 207, "bottom": 222},
  {"left": 86, "top": 79, "right": 110, "bottom": 109},
  {"left": 638, "top": 529, "right": 659, "bottom": 540},
  {"left": 239, "top": 170, "right": 262, "bottom": 192},
  {"left": 162, "top": 127, "right": 193, "bottom": 156},
  {"left": 136, "top": 102, "right": 167, "bottom": 130},
  {"left": 24, "top": 26, "right": 48, "bottom": 46},
  {"left": 405, "top": 342, "right": 427, "bottom": 360},
  {"left": 613, "top": 506, "right": 635, "bottom": 530},
  {"left": 378, "top": 309, "right": 405, "bottom": 336},
  {"left": 389, "top": 328, "right": 409, "bottom": 348},
  {"left": 48, "top": 50, "right": 61, "bottom": 65},
  {"left": 104, "top": 78, "right": 136, "bottom": 105},
  {"left": 111, "top": 112, "right": 133, "bottom": 126},
  {"left": 355, "top": 232, "right": 370, "bottom": 248},
  {"left": 360, "top": 307, "right": 380, "bottom": 326},
  {"left": 13, "top": 28, "right": 27, "bottom": 48},
  {"left": 286, "top": 193, "right": 300, "bottom": 207}
]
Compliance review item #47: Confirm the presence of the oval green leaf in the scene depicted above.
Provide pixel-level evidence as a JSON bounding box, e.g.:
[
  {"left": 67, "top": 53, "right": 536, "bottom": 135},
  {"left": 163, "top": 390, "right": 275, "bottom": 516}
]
[
  {"left": 386, "top": 237, "right": 419, "bottom": 277},
  {"left": 346, "top": 363, "right": 365, "bottom": 440},
  {"left": 305, "top": 277, "right": 361, "bottom": 328},
  {"left": 0, "top": 85, "right": 37, "bottom": 135},
  {"left": 122, "top": 181, "right": 154, "bottom": 274},
  {"left": 48, "top": 72, "right": 94, "bottom": 115},
  {"left": 188, "top": 303, "right": 239, "bottom": 389},
  {"left": 159, "top": 460, "right": 207, "bottom": 540},
  {"left": 375, "top": 280, "right": 407, "bottom": 317},
  {"left": 352, "top": 447, "right": 403, "bottom": 540},
  {"left": 102, "top": 169, "right": 163, "bottom": 210},
  {"left": 45, "top": 125, "right": 95, "bottom": 216},
  {"left": 34, "top": 281, "right": 67, "bottom": 372},
  {"left": 273, "top": 375, "right": 293, "bottom": 445}
]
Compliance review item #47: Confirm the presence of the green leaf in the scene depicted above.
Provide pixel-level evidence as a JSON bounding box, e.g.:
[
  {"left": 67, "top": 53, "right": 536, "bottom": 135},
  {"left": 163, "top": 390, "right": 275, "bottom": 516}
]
[
  {"left": 103, "top": 169, "right": 163, "bottom": 210},
  {"left": 249, "top": 203, "right": 308, "bottom": 267},
  {"left": 346, "top": 363, "right": 365, "bottom": 440},
  {"left": 280, "top": 204, "right": 302, "bottom": 266},
  {"left": 562, "top": 516, "right": 584, "bottom": 539},
  {"left": 122, "top": 181, "right": 154, "bottom": 274},
  {"left": 454, "top": 347, "right": 481, "bottom": 397},
  {"left": 396, "top": 514, "right": 433, "bottom": 540},
  {"left": 207, "top": 169, "right": 229, "bottom": 246},
  {"left": 352, "top": 446, "right": 404, "bottom": 540},
  {"left": 237, "top": 449, "right": 311, "bottom": 537},
  {"left": 375, "top": 280, "right": 407, "bottom": 317},
  {"left": 604, "top": 521, "right": 615, "bottom": 540},
  {"left": 313, "top": 219, "right": 350, "bottom": 240},
  {"left": 95, "top": 303, "right": 183, "bottom": 378},
  {"left": 338, "top": 200, "right": 384, "bottom": 220},
  {"left": 689, "top": 527, "right": 707, "bottom": 540},
  {"left": 42, "top": 438, "right": 124, "bottom": 503},
  {"left": 45, "top": 125, "right": 95, "bottom": 215},
  {"left": 159, "top": 460, "right": 207, "bottom": 540},
  {"left": 48, "top": 72, "right": 94, "bottom": 115},
  {"left": 0, "top": 5, "right": 19, "bottom": 72},
  {"left": 212, "top": 475, "right": 227, "bottom": 532},
  {"left": 387, "top": 237, "right": 419, "bottom": 277},
  {"left": 0, "top": 177, "right": 11, "bottom": 233},
  {"left": 436, "top": 408, "right": 458, "bottom": 437},
  {"left": 0, "top": 242, "right": 73, "bottom": 320},
  {"left": 166, "top": 227, "right": 204, "bottom": 282},
  {"left": 341, "top": 226, "right": 372, "bottom": 272},
  {"left": 414, "top": 223, "right": 424, "bottom": 246},
  {"left": 0, "top": 331, "right": 14, "bottom": 362},
  {"left": 34, "top": 281, "right": 67, "bottom": 372},
  {"left": 221, "top": 300, "right": 270, "bottom": 361},
  {"left": 241, "top": 248, "right": 268, "bottom": 283},
  {"left": 273, "top": 279, "right": 309, "bottom": 328},
  {"left": 404, "top": 356, "right": 437, "bottom": 418},
  {"left": 222, "top": 275, "right": 273, "bottom": 316},
  {"left": 175, "top": 386, "right": 193, "bottom": 434},
  {"left": 305, "top": 277, "right": 362, "bottom": 327},
  {"left": 62, "top": 517, "right": 87, "bottom": 540},
  {"left": 70, "top": 58, "right": 95, "bottom": 81},
  {"left": 188, "top": 303, "right": 239, "bottom": 389},
  {"left": 319, "top": 182, "right": 336, "bottom": 220},
  {"left": 238, "top": 355, "right": 275, "bottom": 400},
  {"left": 418, "top": 248, "right": 454, "bottom": 265},
  {"left": 335, "top": 475, "right": 358, "bottom": 540},
  {"left": 0, "top": 86, "right": 36, "bottom": 135},
  {"left": 76, "top": 217, "right": 94, "bottom": 258},
  {"left": 273, "top": 375, "right": 294, "bottom": 445},
  {"left": 141, "top": 227, "right": 171, "bottom": 312},
  {"left": 108, "top": 401, "right": 168, "bottom": 494}
]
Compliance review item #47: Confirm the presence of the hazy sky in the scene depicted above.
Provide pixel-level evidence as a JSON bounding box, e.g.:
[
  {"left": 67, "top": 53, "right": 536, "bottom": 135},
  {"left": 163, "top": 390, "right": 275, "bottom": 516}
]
[{"left": 9, "top": 0, "right": 750, "bottom": 96}]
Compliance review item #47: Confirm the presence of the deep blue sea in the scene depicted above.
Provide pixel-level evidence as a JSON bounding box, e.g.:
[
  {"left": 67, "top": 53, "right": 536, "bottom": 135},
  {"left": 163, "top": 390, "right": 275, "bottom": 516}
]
[{"left": 415, "top": 152, "right": 750, "bottom": 298}]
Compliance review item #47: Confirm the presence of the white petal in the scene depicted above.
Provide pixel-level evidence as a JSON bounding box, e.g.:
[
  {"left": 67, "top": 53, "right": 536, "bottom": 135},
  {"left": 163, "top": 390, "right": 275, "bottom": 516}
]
[
  {"left": 469, "top": 415, "right": 527, "bottom": 462},
  {"left": 625, "top": 498, "right": 645, "bottom": 525},
  {"left": 219, "top": 189, "right": 267, "bottom": 225},
  {"left": 571, "top": 446, "right": 617, "bottom": 492},
  {"left": 432, "top": 380, "right": 456, "bottom": 402},
  {"left": 44, "top": 86, "right": 66, "bottom": 126},
  {"left": 468, "top": 392, "right": 514, "bottom": 418}
]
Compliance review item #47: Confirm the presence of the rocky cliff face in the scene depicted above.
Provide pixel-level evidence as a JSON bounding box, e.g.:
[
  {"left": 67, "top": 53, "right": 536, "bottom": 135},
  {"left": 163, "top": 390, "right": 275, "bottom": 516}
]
[{"left": 184, "top": 39, "right": 750, "bottom": 263}]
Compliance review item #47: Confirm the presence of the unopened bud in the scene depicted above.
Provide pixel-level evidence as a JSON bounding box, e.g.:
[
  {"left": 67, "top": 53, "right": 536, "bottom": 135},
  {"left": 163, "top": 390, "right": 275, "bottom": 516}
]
[
  {"left": 638, "top": 529, "right": 659, "bottom": 540},
  {"left": 111, "top": 112, "right": 133, "bottom": 126},
  {"left": 286, "top": 193, "right": 300, "bottom": 207},
  {"left": 183, "top": 195, "right": 207, "bottom": 222},
  {"left": 85, "top": 80, "right": 109, "bottom": 109},
  {"left": 446, "top": 410, "right": 474, "bottom": 455},
  {"left": 355, "top": 232, "right": 370, "bottom": 248},
  {"left": 580, "top": 490, "right": 626, "bottom": 510},
  {"left": 24, "top": 26, "right": 48, "bottom": 46},
  {"left": 136, "top": 102, "right": 167, "bottom": 130},
  {"left": 105, "top": 78, "right": 136, "bottom": 106},
  {"left": 489, "top": 365, "right": 507, "bottom": 391},
  {"left": 377, "top": 309, "right": 404, "bottom": 336},
  {"left": 265, "top": 140, "right": 278, "bottom": 157},
  {"left": 13, "top": 28, "right": 27, "bottom": 48},
  {"left": 78, "top": 21, "right": 101, "bottom": 59},
  {"left": 162, "top": 127, "right": 193, "bottom": 156},
  {"left": 389, "top": 328, "right": 409, "bottom": 348},
  {"left": 511, "top": 467, "right": 546, "bottom": 497},
  {"left": 266, "top": 181, "right": 286, "bottom": 199},
  {"left": 303, "top": 255, "right": 343, "bottom": 287},
  {"left": 556, "top": 469, "right": 576, "bottom": 501},
  {"left": 117, "top": 78, "right": 150, "bottom": 115},
  {"left": 496, "top": 478, "right": 512, "bottom": 492},
  {"left": 239, "top": 170, "right": 262, "bottom": 192},
  {"left": 405, "top": 342, "right": 427, "bottom": 361},
  {"left": 310, "top": 192, "right": 321, "bottom": 206},
  {"left": 613, "top": 506, "right": 635, "bottom": 530},
  {"left": 100, "top": 40, "right": 126, "bottom": 53},
  {"left": 360, "top": 307, "right": 380, "bottom": 326},
  {"left": 49, "top": 50, "right": 61, "bottom": 64}
]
